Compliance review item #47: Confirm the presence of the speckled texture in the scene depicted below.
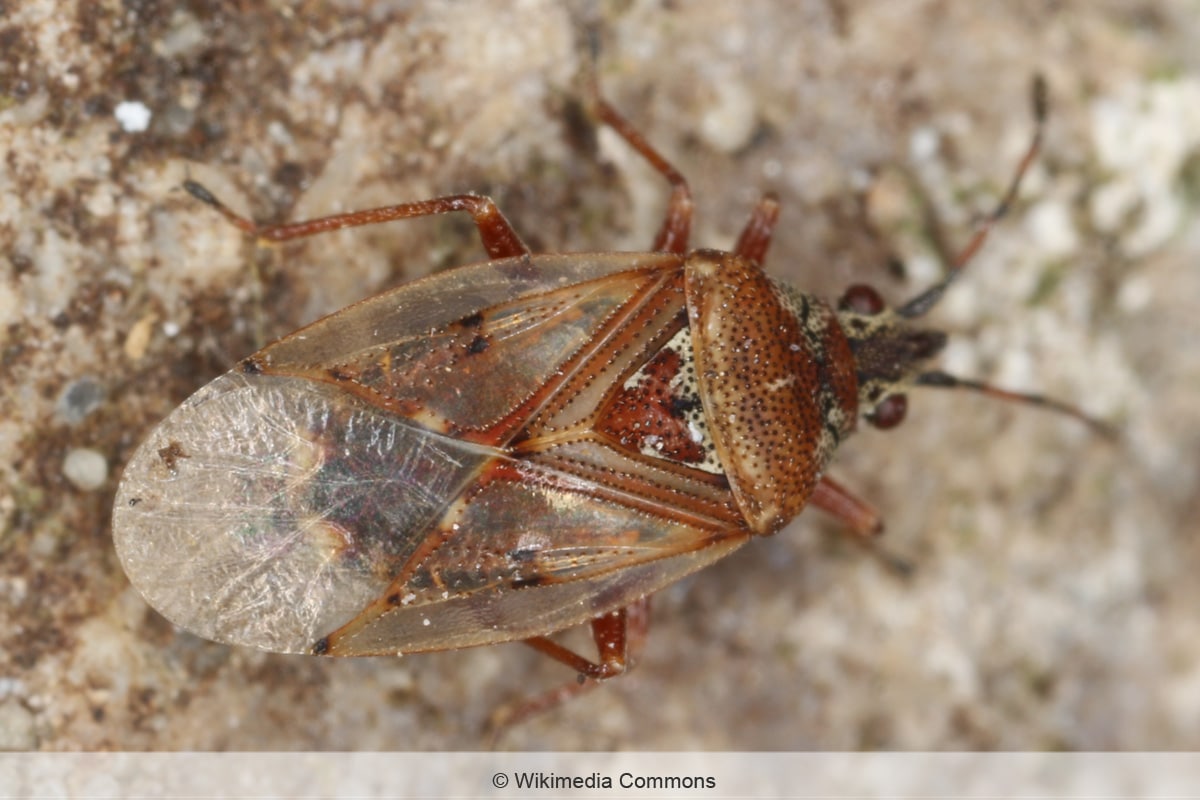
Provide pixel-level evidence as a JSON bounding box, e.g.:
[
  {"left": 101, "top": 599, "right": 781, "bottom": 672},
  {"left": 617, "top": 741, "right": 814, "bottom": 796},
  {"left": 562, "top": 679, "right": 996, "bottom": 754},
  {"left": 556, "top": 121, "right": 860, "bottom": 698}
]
[{"left": 1, "top": 0, "right": 1197, "bottom": 750}]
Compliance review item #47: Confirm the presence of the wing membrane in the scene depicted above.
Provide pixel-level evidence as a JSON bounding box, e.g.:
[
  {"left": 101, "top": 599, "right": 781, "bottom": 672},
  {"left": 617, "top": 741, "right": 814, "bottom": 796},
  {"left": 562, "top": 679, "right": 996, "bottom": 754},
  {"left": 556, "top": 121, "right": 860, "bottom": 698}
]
[{"left": 113, "top": 252, "right": 750, "bottom": 655}]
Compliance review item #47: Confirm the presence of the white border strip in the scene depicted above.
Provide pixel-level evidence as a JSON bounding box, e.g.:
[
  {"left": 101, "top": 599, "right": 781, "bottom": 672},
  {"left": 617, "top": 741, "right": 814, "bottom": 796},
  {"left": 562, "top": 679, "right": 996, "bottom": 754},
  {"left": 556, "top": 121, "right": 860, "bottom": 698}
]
[{"left": 3, "top": 753, "right": 1200, "bottom": 799}]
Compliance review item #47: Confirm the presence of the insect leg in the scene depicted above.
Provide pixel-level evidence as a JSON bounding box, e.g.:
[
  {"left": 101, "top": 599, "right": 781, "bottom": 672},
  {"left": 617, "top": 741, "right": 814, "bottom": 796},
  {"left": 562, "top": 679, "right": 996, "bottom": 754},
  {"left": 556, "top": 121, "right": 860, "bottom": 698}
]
[
  {"left": 733, "top": 193, "right": 781, "bottom": 264},
  {"left": 812, "top": 476, "right": 915, "bottom": 575},
  {"left": 586, "top": 80, "right": 694, "bottom": 254},
  {"left": 812, "top": 475, "right": 883, "bottom": 538},
  {"left": 487, "top": 598, "right": 650, "bottom": 736},
  {"left": 182, "top": 181, "right": 530, "bottom": 259}
]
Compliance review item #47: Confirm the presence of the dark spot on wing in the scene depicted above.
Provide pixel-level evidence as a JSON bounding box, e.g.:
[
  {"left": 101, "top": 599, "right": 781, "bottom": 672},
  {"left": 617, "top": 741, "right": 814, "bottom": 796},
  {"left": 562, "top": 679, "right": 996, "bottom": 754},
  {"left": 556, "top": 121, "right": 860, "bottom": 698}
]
[{"left": 157, "top": 441, "right": 188, "bottom": 472}]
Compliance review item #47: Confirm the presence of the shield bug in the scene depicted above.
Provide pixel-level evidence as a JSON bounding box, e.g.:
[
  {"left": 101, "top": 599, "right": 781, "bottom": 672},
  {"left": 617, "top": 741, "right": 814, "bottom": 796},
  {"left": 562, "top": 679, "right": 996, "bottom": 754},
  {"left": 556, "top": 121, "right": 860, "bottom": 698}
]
[{"left": 112, "top": 72, "right": 1111, "bottom": 729}]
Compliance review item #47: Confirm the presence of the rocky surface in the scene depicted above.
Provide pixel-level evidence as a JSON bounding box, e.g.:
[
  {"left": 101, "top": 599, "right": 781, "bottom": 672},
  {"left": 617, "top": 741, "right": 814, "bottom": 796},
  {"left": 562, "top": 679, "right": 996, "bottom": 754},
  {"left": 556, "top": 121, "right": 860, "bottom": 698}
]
[{"left": 1, "top": 0, "right": 1197, "bottom": 750}]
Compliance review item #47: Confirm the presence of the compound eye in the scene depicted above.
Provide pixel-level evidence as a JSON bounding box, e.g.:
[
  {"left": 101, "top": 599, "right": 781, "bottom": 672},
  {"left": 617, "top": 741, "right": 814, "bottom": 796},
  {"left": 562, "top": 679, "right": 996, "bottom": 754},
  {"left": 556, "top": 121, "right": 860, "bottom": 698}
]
[
  {"left": 839, "top": 284, "right": 886, "bottom": 315},
  {"left": 867, "top": 393, "right": 908, "bottom": 429}
]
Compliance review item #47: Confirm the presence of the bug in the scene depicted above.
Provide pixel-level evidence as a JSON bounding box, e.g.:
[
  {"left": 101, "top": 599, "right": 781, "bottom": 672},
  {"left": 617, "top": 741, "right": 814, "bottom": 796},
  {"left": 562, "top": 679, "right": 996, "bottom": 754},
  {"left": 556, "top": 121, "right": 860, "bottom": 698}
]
[{"left": 113, "top": 71, "right": 1111, "bottom": 729}]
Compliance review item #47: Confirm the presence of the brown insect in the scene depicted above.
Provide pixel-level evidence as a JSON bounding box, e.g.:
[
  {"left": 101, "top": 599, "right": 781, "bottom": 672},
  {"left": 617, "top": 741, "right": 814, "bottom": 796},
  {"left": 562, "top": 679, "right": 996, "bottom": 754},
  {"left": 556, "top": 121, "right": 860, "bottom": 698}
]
[{"left": 112, "top": 72, "right": 1110, "bottom": 729}]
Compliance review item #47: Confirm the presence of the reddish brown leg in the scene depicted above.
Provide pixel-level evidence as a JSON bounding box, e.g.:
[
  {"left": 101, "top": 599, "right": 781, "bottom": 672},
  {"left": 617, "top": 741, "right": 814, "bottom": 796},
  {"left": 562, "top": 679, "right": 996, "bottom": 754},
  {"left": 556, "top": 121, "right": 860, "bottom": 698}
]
[
  {"left": 812, "top": 475, "right": 883, "bottom": 538},
  {"left": 587, "top": 81, "right": 693, "bottom": 254},
  {"left": 733, "top": 193, "right": 781, "bottom": 264},
  {"left": 487, "top": 597, "right": 650, "bottom": 740},
  {"left": 813, "top": 476, "right": 912, "bottom": 575},
  {"left": 183, "top": 181, "right": 530, "bottom": 260}
]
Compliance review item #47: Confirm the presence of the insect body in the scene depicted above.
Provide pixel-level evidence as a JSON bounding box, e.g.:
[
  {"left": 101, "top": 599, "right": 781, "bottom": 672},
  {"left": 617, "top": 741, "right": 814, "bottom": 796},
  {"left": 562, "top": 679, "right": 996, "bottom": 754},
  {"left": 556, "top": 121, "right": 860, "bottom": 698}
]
[{"left": 113, "top": 76, "right": 1103, "bottom": 719}]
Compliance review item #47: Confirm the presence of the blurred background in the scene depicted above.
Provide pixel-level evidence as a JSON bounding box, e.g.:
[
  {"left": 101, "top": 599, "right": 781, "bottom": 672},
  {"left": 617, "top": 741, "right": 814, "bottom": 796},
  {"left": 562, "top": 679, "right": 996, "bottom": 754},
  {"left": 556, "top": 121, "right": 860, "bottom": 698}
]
[{"left": 1, "top": 0, "right": 1197, "bottom": 750}]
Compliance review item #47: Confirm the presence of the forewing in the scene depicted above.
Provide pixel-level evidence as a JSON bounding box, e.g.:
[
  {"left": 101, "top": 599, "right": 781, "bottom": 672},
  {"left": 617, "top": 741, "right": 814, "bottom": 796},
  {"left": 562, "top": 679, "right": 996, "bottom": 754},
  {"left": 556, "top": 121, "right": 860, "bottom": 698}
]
[
  {"left": 114, "top": 252, "right": 743, "bottom": 654},
  {"left": 259, "top": 252, "right": 686, "bottom": 443},
  {"left": 113, "top": 373, "right": 490, "bottom": 653},
  {"left": 318, "top": 456, "right": 750, "bottom": 655}
]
